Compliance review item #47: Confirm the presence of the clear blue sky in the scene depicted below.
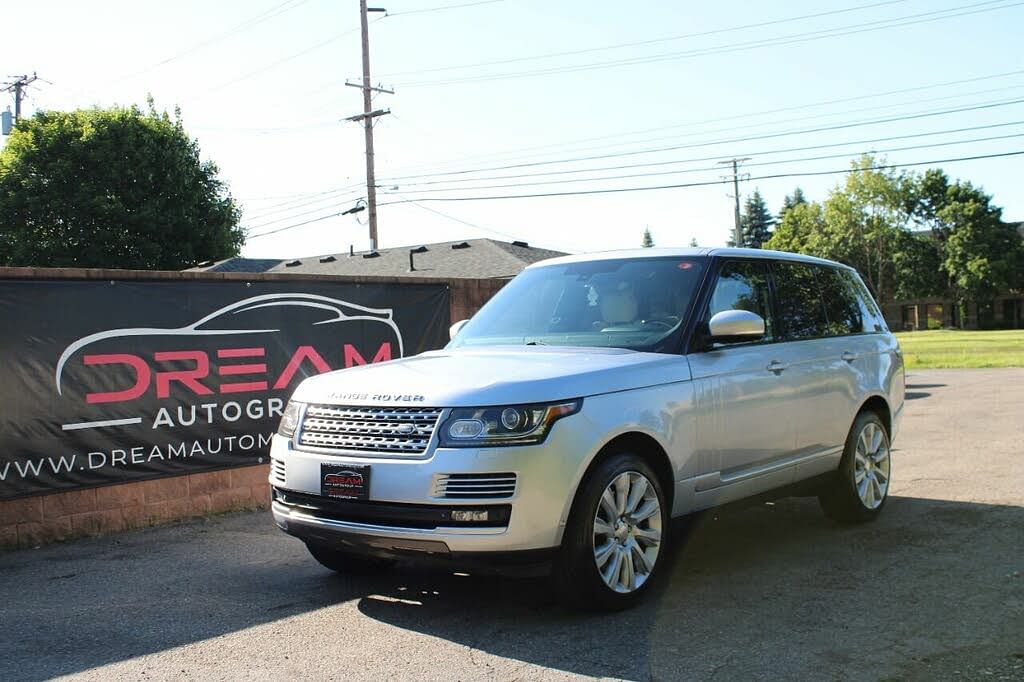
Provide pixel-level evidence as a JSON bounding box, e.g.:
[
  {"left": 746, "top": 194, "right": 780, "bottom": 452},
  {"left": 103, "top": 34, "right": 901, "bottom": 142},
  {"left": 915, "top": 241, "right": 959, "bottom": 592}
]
[{"left": 3, "top": 0, "right": 1023, "bottom": 257}]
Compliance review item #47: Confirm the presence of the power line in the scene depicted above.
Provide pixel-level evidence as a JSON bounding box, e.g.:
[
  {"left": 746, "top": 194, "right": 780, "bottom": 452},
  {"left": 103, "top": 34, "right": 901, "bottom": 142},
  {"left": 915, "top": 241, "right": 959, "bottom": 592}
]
[
  {"left": 381, "top": 96, "right": 1024, "bottom": 180},
  {"left": 383, "top": 0, "right": 911, "bottom": 76},
  {"left": 242, "top": 128, "right": 1024, "bottom": 231},
  {"left": 240, "top": 184, "right": 364, "bottom": 210},
  {"left": 244, "top": 150, "right": 1024, "bottom": 238},
  {"left": 385, "top": 115, "right": 1024, "bottom": 189},
  {"left": 245, "top": 191, "right": 367, "bottom": 230},
  {"left": 108, "top": 0, "right": 314, "bottom": 85},
  {"left": 392, "top": 193, "right": 522, "bottom": 241},
  {"left": 243, "top": 186, "right": 365, "bottom": 220},
  {"left": 193, "top": 28, "right": 363, "bottom": 100},
  {"left": 377, "top": 69, "right": 1024, "bottom": 177},
  {"left": 386, "top": 0, "right": 504, "bottom": 17},
  {"left": 393, "top": 0, "right": 1023, "bottom": 87},
  {"left": 374, "top": 151, "right": 1024, "bottom": 204},
  {"left": 385, "top": 131, "right": 1024, "bottom": 193}
]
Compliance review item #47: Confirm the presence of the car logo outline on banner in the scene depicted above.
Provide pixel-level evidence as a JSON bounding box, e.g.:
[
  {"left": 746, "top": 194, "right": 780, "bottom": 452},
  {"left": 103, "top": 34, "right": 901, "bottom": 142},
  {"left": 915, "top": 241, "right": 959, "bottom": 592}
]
[{"left": 55, "top": 293, "right": 406, "bottom": 394}]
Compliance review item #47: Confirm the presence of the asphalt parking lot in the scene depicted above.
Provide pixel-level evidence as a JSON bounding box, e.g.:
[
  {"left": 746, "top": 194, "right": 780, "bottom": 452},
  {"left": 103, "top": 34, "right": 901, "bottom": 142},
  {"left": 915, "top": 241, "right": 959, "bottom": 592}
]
[{"left": 2, "top": 368, "right": 1022, "bottom": 681}]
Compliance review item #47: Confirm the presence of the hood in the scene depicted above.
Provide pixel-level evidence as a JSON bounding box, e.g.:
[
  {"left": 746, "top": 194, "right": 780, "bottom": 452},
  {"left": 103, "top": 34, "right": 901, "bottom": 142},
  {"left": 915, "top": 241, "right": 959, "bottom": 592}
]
[{"left": 291, "top": 345, "right": 692, "bottom": 407}]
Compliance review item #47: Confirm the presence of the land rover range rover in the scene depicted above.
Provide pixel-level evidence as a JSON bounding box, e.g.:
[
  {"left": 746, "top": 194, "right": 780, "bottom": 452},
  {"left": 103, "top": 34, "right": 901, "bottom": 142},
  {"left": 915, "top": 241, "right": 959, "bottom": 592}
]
[{"left": 269, "top": 248, "right": 904, "bottom": 610}]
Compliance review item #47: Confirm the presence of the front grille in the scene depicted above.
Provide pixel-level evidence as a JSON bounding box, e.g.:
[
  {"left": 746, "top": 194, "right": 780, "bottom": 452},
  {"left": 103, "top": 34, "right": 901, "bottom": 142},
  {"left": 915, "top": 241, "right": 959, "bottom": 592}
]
[
  {"left": 434, "top": 473, "right": 517, "bottom": 499},
  {"left": 298, "top": 405, "right": 443, "bottom": 455},
  {"left": 270, "top": 458, "right": 287, "bottom": 486}
]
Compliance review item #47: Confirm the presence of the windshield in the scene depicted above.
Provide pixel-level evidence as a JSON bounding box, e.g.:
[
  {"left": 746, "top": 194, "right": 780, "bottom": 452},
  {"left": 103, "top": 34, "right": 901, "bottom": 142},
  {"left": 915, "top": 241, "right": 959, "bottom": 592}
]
[{"left": 449, "top": 256, "right": 708, "bottom": 353}]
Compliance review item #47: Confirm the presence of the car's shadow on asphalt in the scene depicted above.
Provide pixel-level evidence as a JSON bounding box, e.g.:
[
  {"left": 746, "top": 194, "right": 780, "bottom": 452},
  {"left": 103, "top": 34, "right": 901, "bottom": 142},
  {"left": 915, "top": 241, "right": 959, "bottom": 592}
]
[
  {"left": 350, "top": 495, "right": 1024, "bottom": 680},
  {"left": 3, "top": 496, "right": 1021, "bottom": 681}
]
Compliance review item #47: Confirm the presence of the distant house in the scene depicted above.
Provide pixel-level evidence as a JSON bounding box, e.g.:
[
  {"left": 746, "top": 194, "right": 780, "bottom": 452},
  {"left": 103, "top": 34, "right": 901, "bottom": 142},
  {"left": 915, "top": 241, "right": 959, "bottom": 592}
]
[
  {"left": 189, "top": 239, "right": 567, "bottom": 280},
  {"left": 881, "top": 222, "right": 1024, "bottom": 330}
]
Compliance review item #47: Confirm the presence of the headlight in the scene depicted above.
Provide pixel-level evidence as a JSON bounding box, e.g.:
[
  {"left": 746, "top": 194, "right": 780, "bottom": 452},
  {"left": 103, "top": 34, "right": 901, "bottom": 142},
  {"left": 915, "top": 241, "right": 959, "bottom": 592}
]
[
  {"left": 439, "top": 399, "right": 582, "bottom": 447},
  {"left": 278, "top": 400, "right": 305, "bottom": 438}
]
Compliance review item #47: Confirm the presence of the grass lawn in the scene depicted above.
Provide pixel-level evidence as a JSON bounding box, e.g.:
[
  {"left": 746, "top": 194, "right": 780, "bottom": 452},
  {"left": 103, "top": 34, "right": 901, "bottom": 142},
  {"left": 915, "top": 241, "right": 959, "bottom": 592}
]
[{"left": 894, "top": 329, "right": 1024, "bottom": 369}]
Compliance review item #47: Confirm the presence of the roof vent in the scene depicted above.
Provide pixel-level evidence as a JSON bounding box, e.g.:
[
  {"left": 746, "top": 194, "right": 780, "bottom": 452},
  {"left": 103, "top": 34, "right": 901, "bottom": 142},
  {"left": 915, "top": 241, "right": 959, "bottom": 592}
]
[
  {"left": 511, "top": 240, "right": 530, "bottom": 248},
  {"left": 451, "top": 241, "right": 471, "bottom": 250},
  {"left": 410, "top": 245, "right": 429, "bottom": 253},
  {"left": 284, "top": 260, "right": 301, "bottom": 267},
  {"left": 362, "top": 251, "right": 380, "bottom": 259},
  {"left": 319, "top": 255, "right": 337, "bottom": 263}
]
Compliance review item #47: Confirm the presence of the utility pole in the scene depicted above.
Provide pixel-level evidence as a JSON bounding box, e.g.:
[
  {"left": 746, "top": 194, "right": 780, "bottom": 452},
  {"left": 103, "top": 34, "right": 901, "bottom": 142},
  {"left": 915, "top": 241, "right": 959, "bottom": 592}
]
[
  {"left": 718, "top": 157, "right": 750, "bottom": 247},
  {"left": 343, "top": 1, "right": 391, "bottom": 252},
  {"left": 3, "top": 73, "right": 40, "bottom": 125}
]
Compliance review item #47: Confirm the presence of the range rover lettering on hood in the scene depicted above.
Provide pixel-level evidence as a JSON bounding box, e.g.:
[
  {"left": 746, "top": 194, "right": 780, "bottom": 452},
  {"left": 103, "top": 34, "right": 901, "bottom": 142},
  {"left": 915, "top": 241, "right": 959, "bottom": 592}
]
[{"left": 325, "top": 392, "right": 426, "bottom": 403}]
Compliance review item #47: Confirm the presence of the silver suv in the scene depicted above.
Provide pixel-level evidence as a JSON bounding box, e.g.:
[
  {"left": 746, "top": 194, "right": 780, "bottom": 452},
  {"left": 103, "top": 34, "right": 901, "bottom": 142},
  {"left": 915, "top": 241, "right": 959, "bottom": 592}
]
[{"left": 270, "top": 248, "right": 904, "bottom": 610}]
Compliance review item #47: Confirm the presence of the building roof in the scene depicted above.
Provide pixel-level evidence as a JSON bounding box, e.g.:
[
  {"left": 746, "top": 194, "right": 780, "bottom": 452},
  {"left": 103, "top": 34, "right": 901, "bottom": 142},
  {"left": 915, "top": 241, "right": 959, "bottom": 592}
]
[{"left": 188, "top": 239, "right": 567, "bottom": 279}]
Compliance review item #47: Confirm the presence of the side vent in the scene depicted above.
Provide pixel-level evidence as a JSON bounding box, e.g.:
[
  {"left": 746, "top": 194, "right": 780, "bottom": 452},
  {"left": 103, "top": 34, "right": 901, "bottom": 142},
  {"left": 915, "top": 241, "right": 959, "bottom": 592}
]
[
  {"left": 450, "top": 241, "right": 471, "bottom": 250},
  {"left": 270, "top": 458, "right": 286, "bottom": 486},
  {"left": 319, "top": 255, "right": 337, "bottom": 263},
  {"left": 433, "top": 473, "right": 517, "bottom": 499},
  {"left": 285, "top": 259, "right": 301, "bottom": 267}
]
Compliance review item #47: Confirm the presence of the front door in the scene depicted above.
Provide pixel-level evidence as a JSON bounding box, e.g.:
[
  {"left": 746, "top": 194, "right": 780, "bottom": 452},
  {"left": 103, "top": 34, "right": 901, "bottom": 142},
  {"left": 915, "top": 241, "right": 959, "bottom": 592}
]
[{"left": 688, "top": 258, "right": 799, "bottom": 508}]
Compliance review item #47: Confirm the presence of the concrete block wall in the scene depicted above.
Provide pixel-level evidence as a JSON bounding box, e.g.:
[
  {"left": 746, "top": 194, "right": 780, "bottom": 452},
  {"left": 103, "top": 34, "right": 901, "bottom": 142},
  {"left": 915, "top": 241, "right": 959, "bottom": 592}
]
[{"left": 0, "top": 267, "right": 506, "bottom": 550}]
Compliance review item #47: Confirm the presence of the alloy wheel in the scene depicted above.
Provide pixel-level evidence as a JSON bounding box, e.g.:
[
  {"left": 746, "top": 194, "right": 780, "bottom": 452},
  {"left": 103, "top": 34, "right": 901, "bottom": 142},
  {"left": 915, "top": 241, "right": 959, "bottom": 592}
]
[
  {"left": 853, "top": 421, "right": 890, "bottom": 509},
  {"left": 592, "top": 471, "right": 663, "bottom": 593}
]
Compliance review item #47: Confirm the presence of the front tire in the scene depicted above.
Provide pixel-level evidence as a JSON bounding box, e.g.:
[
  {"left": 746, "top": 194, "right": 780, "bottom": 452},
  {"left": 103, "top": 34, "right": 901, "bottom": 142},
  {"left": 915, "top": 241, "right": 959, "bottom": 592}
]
[
  {"left": 305, "top": 542, "right": 396, "bottom": 575},
  {"left": 552, "top": 453, "right": 670, "bottom": 611},
  {"left": 819, "top": 411, "right": 892, "bottom": 523}
]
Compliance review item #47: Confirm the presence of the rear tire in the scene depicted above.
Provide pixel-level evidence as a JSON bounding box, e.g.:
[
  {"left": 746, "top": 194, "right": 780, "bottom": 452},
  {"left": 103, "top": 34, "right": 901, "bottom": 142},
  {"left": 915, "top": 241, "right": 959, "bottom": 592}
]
[
  {"left": 819, "top": 411, "right": 891, "bottom": 523},
  {"left": 305, "top": 542, "right": 396, "bottom": 575},
  {"left": 552, "top": 452, "right": 670, "bottom": 611}
]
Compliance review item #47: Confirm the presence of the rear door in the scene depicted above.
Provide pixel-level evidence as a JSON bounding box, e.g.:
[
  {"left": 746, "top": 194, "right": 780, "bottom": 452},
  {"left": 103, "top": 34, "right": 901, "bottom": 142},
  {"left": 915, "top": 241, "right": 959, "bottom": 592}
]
[{"left": 769, "top": 261, "right": 858, "bottom": 469}]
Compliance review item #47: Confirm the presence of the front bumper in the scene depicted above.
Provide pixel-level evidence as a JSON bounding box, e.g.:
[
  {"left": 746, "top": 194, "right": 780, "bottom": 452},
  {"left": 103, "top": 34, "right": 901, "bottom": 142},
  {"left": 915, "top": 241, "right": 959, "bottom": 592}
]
[{"left": 268, "top": 414, "right": 595, "bottom": 554}]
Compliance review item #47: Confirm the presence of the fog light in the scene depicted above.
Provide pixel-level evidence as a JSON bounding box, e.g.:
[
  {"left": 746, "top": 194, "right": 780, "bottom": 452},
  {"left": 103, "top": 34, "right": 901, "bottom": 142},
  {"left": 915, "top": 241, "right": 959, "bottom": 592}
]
[{"left": 451, "top": 509, "right": 489, "bottom": 522}]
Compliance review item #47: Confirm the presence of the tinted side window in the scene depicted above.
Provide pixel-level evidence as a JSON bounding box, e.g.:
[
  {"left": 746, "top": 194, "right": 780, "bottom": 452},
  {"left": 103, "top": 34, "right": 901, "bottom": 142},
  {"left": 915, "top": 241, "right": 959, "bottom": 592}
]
[
  {"left": 818, "top": 266, "right": 862, "bottom": 336},
  {"left": 772, "top": 261, "right": 828, "bottom": 340},
  {"left": 842, "top": 270, "right": 888, "bottom": 333},
  {"left": 705, "top": 260, "right": 773, "bottom": 342}
]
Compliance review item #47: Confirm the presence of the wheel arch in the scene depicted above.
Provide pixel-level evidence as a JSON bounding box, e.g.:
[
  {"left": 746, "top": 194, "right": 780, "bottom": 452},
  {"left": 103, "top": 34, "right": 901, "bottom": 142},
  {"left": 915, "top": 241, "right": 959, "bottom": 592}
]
[
  {"left": 560, "top": 431, "right": 676, "bottom": 536},
  {"left": 858, "top": 394, "right": 892, "bottom": 438}
]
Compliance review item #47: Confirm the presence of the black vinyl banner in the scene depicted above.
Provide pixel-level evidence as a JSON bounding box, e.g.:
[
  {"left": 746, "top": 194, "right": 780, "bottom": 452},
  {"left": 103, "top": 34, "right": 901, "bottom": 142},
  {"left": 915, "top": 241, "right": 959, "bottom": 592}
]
[{"left": 0, "top": 279, "right": 450, "bottom": 500}]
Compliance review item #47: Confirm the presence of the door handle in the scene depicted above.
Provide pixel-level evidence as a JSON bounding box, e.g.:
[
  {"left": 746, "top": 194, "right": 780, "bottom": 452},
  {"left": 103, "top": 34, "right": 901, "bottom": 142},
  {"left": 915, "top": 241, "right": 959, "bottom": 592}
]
[
  {"left": 841, "top": 351, "right": 856, "bottom": 364},
  {"left": 767, "top": 360, "right": 788, "bottom": 374}
]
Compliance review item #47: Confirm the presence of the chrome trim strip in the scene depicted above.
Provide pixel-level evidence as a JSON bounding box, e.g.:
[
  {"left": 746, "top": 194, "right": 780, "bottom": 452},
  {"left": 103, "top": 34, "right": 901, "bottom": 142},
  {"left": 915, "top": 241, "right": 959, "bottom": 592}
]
[
  {"left": 271, "top": 501, "right": 506, "bottom": 536},
  {"left": 695, "top": 446, "right": 843, "bottom": 491}
]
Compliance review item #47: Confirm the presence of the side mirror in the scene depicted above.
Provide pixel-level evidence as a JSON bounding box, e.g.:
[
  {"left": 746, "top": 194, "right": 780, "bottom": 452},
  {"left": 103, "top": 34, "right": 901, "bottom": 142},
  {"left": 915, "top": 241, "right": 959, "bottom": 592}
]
[
  {"left": 707, "top": 310, "right": 765, "bottom": 344},
  {"left": 449, "top": 319, "right": 469, "bottom": 340}
]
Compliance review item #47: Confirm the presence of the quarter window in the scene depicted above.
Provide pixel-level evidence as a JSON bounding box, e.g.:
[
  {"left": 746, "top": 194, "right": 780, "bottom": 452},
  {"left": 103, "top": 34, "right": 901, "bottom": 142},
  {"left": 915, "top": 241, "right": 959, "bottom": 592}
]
[
  {"left": 841, "top": 270, "right": 887, "bottom": 333},
  {"left": 705, "top": 260, "right": 773, "bottom": 342},
  {"left": 817, "top": 267, "right": 863, "bottom": 336},
  {"left": 771, "top": 261, "right": 829, "bottom": 340}
]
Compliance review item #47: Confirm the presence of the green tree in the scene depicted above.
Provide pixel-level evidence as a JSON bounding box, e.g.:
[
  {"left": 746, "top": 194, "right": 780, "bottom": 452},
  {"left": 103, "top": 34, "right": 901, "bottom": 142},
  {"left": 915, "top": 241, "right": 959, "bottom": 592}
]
[
  {"left": 0, "top": 102, "right": 242, "bottom": 269},
  {"left": 940, "top": 194, "right": 1024, "bottom": 325},
  {"left": 740, "top": 189, "right": 775, "bottom": 248},
  {"left": 641, "top": 227, "right": 654, "bottom": 248},
  {"left": 904, "top": 169, "right": 1023, "bottom": 325},
  {"left": 778, "top": 187, "right": 806, "bottom": 221},
  {"left": 768, "top": 156, "right": 911, "bottom": 303}
]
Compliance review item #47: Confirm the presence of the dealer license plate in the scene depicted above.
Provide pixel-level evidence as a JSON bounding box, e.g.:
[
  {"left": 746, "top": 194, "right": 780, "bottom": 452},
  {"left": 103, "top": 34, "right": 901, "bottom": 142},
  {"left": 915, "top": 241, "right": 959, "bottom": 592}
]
[{"left": 320, "top": 463, "right": 371, "bottom": 500}]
